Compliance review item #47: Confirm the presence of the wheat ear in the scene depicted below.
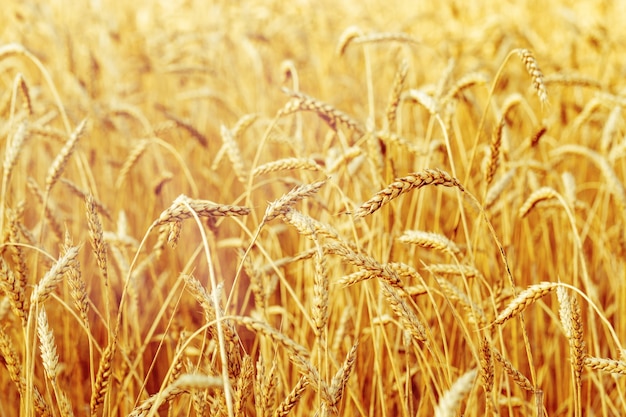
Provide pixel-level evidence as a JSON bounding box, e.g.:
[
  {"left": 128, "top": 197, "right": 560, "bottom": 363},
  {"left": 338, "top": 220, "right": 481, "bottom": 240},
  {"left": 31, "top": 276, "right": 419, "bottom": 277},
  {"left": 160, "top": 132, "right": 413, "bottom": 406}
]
[
  {"left": 398, "top": 230, "right": 461, "bottom": 257},
  {"left": 155, "top": 194, "right": 250, "bottom": 226},
  {"left": 434, "top": 368, "right": 477, "bottom": 417},
  {"left": 515, "top": 49, "right": 548, "bottom": 106},
  {"left": 353, "top": 168, "right": 464, "bottom": 217},
  {"left": 584, "top": 357, "right": 626, "bottom": 375},
  {"left": 31, "top": 245, "right": 80, "bottom": 305},
  {"left": 273, "top": 376, "right": 309, "bottom": 417},
  {"left": 45, "top": 118, "right": 87, "bottom": 192},
  {"left": 263, "top": 178, "right": 327, "bottom": 223},
  {"left": 493, "top": 282, "right": 558, "bottom": 326},
  {"left": 90, "top": 338, "right": 115, "bottom": 416}
]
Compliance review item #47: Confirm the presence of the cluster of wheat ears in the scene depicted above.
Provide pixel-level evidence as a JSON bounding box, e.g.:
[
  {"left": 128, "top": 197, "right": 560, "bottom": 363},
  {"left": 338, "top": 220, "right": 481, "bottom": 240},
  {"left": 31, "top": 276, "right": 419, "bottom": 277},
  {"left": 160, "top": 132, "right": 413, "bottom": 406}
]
[{"left": 0, "top": 1, "right": 625, "bottom": 416}]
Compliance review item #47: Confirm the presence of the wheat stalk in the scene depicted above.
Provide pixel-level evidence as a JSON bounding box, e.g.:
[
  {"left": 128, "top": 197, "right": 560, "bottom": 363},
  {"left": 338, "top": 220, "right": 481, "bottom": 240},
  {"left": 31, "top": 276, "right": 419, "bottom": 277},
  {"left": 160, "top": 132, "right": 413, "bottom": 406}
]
[
  {"left": 584, "top": 357, "right": 626, "bottom": 375},
  {"left": 31, "top": 245, "right": 80, "bottom": 305},
  {"left": 492, "top": 349, "right": 534, "bottom": 392}
]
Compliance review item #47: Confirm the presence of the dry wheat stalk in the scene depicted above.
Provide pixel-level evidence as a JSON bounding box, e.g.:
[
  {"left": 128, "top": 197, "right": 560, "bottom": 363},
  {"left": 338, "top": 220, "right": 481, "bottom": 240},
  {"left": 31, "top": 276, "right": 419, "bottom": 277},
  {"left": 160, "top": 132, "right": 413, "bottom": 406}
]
[
  {"left": 37, "top": 308, "right": 59, "bottom": 382},
  {"left": 569, "top": 295, "right": 585, "bottom": 386},
  {"left": 398, "top": 230, "right": 461, "bottom": 257},
  {"left": 263, "top": 178, "right": 327, "bottom": 223},
  {"left": 90, "top": 339, "right": 115, "bottom": 416},
  {"left": 220, "top": 124, "right": 247, "bottom": 183},
  {"left": 280, "top": 209, "right": 345, "bottom": 246},
  {"left": 252, "top": 158, "right": 322, "bottom": 177},
  {"left": 31, "top": 245, "right": 80, "bottom": 305},
  {"left": 45, "top": 118, "right": 87, "bottom": 192},
  {"left": 155, "top": 194, "right": 250, "bottom": 226},
  {"left": 515, "top": 49, "right": 548, "bottom": 106},
  {"left": 385, "top": 60, "right": 409, "bottom": 130},
  {"left": 434, "top": 368, "right": 477, "bottom": 417},
  {"left": 483, "top": 167, "right": 516, "bottom": 210},
  {"left": 492, "top": 349, "right": 534, "bottom": 392},
  {"left": 353, "top": 168, "right": 464, "bottom": 217},
  {"left": 272, "top": 376, "right": 309, "bottom": 417},
  {"left": 493, "top": 282, "right": 558, "bottom": 326},
  {"left": 0, "top": 257, "right": 27, "bottom": 325},
  {"left": 279, "top": 89, "right": 365, "bottom": 135},
  {"left": 584, "top": 357, "right": 626, "bottom": 375},
  {"left": 518, "top": 187, "right": 560, "bottom": 218},
  {"left": 167, "top": 220, "right": 182, "bottom": 248}
]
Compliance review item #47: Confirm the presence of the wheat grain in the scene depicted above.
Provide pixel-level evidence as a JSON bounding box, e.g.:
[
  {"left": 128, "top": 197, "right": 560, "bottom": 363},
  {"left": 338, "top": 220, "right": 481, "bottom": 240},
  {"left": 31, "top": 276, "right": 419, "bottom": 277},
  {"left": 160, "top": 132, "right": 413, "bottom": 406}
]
[
  {"left": 493, "top": 282, "right": 558, "bottom": 326},
  {"left": 252, "top": 158, "right": 322, "bottom": 177},
  {"left": 403, "top": 89, "right": 438, "bottom": 115},
  {"left": 353, "top": 168, "right": 464, "bottom": 217},
  {"left": 441, "top": 72, "right": 488, "bottom": 107},
  {"left": 529, "top": 124, "right": 548, "bottom": 147},
  {"left": 2, "top": 121, "right": 28, "bottom": 193},
  {"left": 312, "top": 240, "right": 329, "bottom": 339}
]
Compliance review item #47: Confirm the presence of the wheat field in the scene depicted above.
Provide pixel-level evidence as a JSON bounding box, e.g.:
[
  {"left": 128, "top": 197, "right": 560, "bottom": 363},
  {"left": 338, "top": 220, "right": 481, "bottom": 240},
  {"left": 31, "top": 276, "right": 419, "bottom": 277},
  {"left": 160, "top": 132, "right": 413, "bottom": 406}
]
[{"left": 0, "top": 1, "right": 625, "bottom": 416}]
